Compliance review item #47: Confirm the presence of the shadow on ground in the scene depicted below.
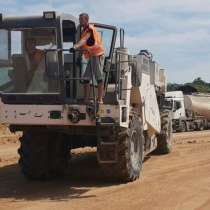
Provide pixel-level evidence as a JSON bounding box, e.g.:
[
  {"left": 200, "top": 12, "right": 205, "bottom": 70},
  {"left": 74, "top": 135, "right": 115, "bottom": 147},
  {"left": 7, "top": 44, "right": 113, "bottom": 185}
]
[{"left": 0, "top": 151, "right": 121, "bottom": 202}]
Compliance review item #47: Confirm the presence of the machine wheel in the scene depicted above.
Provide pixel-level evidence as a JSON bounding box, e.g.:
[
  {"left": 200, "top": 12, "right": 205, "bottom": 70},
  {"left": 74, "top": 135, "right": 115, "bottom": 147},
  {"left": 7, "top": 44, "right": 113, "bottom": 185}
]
[
  {"left": 48, "top": 133, "right": 70, "bottom": 177},
  {"left": 18, "top": 130, "right": 69, "bottom": 180},
  {"left": 155, "top": 110, "right": 173, "bottom": 154},
  {"left": 18, "top": 130, "right": 50, "bottom": 179},
  {"left": 99, "top": 116, "right": 144, "bottom": 182}
]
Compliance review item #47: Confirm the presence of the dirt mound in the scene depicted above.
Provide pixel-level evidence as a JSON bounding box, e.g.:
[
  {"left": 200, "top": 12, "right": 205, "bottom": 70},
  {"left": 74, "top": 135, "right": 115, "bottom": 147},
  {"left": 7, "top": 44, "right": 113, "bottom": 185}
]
[{"left": 0, "top": 125, "right": 21, "bottom": 145}]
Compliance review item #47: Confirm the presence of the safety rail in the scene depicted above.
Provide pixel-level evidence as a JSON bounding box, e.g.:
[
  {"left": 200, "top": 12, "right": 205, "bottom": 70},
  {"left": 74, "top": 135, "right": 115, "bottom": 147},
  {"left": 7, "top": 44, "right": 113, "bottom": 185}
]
[{"left": 44, "top": 48, "right": 98, "bottom": 117}]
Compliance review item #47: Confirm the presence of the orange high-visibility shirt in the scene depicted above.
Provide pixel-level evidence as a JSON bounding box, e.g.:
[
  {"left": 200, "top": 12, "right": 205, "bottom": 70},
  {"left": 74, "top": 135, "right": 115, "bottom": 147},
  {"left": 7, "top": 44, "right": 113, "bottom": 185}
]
[{"left": 80, "top": 24, "right": 104, "bottom": 59}]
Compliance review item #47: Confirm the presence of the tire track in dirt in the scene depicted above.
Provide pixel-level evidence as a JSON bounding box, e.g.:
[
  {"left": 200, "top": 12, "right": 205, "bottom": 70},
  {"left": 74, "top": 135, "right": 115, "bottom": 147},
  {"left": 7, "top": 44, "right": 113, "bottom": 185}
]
[{"left": 0, "top": 131, "right": 210, "bottom": 210}]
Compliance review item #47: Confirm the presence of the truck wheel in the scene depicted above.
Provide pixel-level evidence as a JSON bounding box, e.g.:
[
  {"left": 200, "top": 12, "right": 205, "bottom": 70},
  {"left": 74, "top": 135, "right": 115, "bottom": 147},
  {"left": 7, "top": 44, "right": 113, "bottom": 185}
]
[
  {"left": 18, "top": 130, "right": 69, "bottom": 180},
  {"left": 198, "top": 123, "right": 204, "bottom": 131},
  {"left": 181, "top": 121, "right": 187, "bottom": 132},
  {"left": 155, "top": 110, "right": 173, "bottom": 154},
  {"left": 99, "top": 116, "right": 144, "bottom": 182}
]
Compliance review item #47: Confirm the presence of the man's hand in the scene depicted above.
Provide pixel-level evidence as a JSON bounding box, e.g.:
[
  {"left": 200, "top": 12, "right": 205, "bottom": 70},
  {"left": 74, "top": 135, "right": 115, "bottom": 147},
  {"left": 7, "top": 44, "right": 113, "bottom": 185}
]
[{"left": 69, "top": 47, "right": 76, "bottom": 53}]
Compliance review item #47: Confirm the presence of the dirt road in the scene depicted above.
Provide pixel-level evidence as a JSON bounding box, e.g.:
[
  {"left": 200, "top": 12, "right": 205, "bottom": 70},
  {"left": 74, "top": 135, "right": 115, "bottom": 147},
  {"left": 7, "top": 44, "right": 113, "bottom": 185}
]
[{"left": 0, "top": 131, "right": 210, "bottom": 210}]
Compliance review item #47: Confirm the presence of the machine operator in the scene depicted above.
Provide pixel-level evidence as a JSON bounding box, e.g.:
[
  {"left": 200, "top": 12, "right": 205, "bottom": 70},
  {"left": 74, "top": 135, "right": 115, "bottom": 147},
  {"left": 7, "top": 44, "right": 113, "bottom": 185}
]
[{"left": 70, "top": 13, "right": 105, "bottom": 104}]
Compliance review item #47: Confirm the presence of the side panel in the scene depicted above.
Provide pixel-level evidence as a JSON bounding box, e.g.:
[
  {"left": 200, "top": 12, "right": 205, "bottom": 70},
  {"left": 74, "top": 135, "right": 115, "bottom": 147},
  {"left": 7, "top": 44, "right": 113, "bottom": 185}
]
[
  {"left": 131, "top": 53, "right": 161, "bottom": 133},
  {"left": 145, "top": 85, "right": 161, "bottom": 133},
  {"left": 140, "top": 73, "right": 161, "bottom": 133},
  {"left": 0, "top": 104, "right": 120, "bottom": 126}
]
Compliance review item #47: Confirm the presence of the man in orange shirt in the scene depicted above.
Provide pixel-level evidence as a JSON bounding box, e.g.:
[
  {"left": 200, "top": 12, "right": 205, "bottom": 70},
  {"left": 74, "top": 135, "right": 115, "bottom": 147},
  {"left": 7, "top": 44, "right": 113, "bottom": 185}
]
[{"left": 70, "top": 13, "right": 105, "bottom": 104}]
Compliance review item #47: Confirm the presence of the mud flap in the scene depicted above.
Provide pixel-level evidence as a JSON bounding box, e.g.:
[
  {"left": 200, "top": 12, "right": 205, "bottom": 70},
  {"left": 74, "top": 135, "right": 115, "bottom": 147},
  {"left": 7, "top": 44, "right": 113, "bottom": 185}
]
[
  {"left": 97, "top": 141, "right": 118, "bottom": 163},
  {"left": 96, "top": 125, "right": 118, "bottom": 164}
]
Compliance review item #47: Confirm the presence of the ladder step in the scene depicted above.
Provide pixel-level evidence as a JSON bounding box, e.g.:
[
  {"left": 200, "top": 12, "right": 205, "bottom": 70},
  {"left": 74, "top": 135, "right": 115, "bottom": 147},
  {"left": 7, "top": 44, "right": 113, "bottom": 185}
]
[
  {"left": 97, "top": 159, "right": 117, "bottom": 164},
  {"left": 100, "top": 141, "right": 118, "bottom": 146},
  {"left": 97, "top": 123, "right": 115, "bottom": 126}
]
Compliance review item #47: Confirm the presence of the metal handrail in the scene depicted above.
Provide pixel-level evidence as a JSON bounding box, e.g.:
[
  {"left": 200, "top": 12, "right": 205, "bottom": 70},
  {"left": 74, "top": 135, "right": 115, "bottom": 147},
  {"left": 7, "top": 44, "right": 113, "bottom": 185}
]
[{"left": 44, "top": 48, "right": 97, "bottom": 118}]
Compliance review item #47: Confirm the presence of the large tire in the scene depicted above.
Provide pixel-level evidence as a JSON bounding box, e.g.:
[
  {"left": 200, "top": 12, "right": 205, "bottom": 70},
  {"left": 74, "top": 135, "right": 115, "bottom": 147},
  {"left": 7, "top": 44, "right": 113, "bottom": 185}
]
[
  {"left": 18, "top": 130, "right": 69, "bottom": 180},
  {"left": 156, "top": 110, "right": 173, "bottom": 154},
  {"left": 18, "top": 131, "right": 50, "bottom": 179},
  {"left": 99, "top": 116, "right": 144, "bottom": 182},
  {"left": 48, "top": 133, "right": 69, "bottom": 177}
]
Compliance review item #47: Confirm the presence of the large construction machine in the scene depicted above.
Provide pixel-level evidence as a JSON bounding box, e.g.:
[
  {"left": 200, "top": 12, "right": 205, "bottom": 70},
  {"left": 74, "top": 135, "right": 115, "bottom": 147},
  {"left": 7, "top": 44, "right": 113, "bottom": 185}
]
[{"left": 0, "top": 12, "right": 172, "bottom": 182}]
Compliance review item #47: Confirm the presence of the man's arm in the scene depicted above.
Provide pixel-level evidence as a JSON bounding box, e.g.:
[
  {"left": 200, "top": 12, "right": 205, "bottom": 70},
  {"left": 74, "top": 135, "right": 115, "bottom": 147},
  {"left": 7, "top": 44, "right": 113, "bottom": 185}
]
[
  {"left": 74, "top": 32, "right": 91, "bottom": 49},
  {"left": 85, "top": 43, "right": 103, "bottom": 51}
]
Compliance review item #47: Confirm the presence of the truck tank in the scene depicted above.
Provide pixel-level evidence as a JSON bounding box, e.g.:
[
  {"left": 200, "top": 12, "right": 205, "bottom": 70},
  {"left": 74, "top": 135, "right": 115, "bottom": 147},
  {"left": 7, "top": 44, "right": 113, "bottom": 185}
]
[{"left": 184, "top": 94, "right": 210, "bottom": 120}]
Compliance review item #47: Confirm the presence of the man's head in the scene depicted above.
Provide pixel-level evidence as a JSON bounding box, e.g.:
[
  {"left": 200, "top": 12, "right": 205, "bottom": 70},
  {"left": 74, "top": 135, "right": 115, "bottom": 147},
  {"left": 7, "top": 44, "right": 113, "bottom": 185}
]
[
  {"left": 79, "top": 13, "right": 89, "bottom": 28},
  {"left": 25, "top": 38, "right": 37, "bottom": 53}
]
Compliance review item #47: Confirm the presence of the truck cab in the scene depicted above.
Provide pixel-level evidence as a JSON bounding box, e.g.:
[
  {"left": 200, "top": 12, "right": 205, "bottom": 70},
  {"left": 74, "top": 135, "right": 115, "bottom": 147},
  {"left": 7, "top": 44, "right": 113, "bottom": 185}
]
[
  {"left": 165, "top": 91, "right": 187, "bottom": 131},
  {"left": 166, "top": 91, "right": 186, "bottom": 120}
]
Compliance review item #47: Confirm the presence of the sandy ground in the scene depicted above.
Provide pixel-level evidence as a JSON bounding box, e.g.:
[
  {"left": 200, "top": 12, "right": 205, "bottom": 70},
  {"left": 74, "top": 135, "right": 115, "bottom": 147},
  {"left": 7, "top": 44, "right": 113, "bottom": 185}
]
[{"left": 0, "top": 129, "right": 210, "bottom": 210}]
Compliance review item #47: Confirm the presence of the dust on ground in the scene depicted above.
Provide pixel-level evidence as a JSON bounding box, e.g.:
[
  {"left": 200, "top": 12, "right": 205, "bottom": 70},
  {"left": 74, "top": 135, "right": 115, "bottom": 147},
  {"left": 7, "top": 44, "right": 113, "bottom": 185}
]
[{"left": 0, "top": 128, "right": 210, "bottom": 210}]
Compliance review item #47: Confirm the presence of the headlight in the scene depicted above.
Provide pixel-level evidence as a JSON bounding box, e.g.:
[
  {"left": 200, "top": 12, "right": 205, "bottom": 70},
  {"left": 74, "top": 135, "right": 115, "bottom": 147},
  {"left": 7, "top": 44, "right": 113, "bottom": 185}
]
[{"left": 43, "top": 11, "right": 56, "bottom": 20}]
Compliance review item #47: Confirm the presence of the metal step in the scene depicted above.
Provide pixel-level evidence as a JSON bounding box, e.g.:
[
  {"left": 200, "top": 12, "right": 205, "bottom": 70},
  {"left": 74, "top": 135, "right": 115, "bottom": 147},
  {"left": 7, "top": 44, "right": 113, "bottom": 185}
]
[{"left": 97, "top": 123, "right": 115, "bottom": 127}]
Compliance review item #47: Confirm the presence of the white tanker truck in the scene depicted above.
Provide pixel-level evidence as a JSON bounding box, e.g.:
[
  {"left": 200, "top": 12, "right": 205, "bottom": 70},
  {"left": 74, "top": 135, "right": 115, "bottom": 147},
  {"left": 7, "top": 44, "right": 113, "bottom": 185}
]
[{"left": 166, "top": 91, "right": 210, "bottom": 132}]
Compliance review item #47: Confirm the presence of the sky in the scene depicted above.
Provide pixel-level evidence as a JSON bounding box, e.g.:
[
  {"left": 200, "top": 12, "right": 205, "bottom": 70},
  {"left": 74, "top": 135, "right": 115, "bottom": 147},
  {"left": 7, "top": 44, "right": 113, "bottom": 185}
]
[{"left": 1, "top": 0, "right": 210, "bottom": 83}]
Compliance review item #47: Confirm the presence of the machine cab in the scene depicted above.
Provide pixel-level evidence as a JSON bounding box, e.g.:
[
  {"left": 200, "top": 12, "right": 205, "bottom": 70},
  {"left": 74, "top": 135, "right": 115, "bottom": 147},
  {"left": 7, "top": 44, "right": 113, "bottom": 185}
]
[{"left": 0, "top": 12, "right": 117, "bottom": 105}]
